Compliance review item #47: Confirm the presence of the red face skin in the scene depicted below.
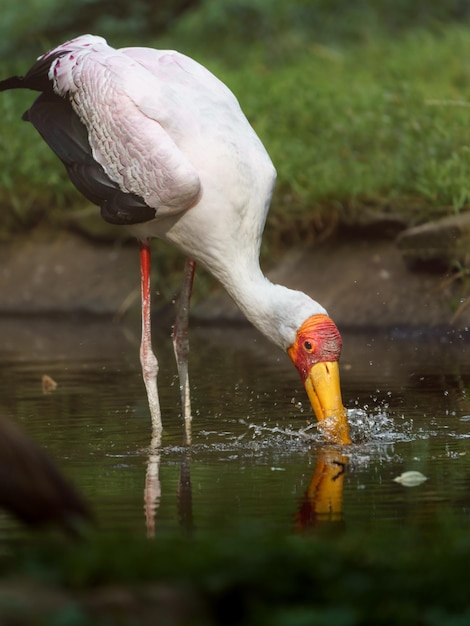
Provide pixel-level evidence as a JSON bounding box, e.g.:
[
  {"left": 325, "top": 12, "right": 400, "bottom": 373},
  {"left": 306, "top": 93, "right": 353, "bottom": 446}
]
[
  {"left": 287, "top": 314, "right": 343, "bottom": 384},
  {"left": 288, "top": 314, "right": 351, "bottom": 445}
]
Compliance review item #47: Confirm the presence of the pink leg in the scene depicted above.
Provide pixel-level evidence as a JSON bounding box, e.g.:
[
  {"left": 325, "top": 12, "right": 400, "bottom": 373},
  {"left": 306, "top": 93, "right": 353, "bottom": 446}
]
[
  {"left": 139, "top": 240, "right": 162, "bottom": 431},
  {"left": 172, "top": 258, "right": 196, "bottom": 427}
]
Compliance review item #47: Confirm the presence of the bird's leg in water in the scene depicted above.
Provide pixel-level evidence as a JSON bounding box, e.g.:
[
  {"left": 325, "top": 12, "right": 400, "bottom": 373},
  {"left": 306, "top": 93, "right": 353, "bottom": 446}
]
[
  {"left": 139, "top": 240, "right": 162, "bottom": 432},
  {"left": 172, "top": 258, "right": 196, "bottom": 440}
]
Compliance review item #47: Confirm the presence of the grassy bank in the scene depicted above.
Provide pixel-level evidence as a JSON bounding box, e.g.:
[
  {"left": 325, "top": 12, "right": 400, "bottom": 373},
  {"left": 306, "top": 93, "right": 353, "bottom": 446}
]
[
  {"left": 217, "top": 26, "right": 470, "bottom": 247},
  {"left": 0, "top": 1, "right": 469, "bottom": 246}
]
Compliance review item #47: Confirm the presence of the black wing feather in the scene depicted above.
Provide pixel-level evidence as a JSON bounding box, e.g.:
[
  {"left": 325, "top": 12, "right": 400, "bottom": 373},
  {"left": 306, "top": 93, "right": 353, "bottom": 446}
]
[{"left": 1, "top": 53, "right": 156, "bottom": 226}]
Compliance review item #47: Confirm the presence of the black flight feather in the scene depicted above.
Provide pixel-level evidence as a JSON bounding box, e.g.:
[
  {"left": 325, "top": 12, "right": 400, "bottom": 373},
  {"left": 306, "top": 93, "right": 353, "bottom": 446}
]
[{"left": 0, "top": 55, "right": 157, "bottom": 226}]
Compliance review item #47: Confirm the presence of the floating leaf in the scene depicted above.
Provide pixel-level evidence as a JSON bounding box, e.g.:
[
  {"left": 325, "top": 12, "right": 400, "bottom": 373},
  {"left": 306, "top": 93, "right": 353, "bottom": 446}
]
[
  {"left": 42, "top": 374, "right": 58, "bottom": 394},
  {"left": 393, "top": 471, "right": 428, "bottom": 487}
]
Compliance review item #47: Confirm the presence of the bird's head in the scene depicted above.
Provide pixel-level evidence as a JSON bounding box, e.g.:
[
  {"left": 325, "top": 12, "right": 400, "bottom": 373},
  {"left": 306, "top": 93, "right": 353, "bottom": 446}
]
[{"left": 287, "top": 314, "right": 351, "bottom": 444}]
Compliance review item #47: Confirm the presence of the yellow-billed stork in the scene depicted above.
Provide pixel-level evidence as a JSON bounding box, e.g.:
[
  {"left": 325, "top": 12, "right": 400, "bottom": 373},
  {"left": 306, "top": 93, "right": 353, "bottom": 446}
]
[{"left": 0, "top": 35, "right": 351, "bottom": 444}]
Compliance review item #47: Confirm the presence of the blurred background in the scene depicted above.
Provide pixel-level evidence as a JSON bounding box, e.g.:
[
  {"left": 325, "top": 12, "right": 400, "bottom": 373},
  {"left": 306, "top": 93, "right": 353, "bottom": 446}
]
[
  {"left": 1, "top": 0, "right": 469, "bottom": 256},
  {"left": 0, "top": 0, "right": 470, "bottom": 319}
]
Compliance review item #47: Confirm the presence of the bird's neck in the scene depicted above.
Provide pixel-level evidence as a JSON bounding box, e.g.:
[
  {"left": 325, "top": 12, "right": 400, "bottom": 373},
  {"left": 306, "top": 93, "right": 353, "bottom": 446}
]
[
  {"left": 217, "top": 258, "right": 322, "bottom": 351},
  {"left": 151, "top": 220, "right": 326, "bottom": 350},
  {"left": 224, "top": 265, "right": 279, "bottom": 337}
]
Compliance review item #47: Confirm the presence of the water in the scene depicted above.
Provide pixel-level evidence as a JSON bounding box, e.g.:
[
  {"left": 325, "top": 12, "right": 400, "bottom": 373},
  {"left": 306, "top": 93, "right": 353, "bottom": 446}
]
[{"left": 1, "top": 316, "right": 470, "bottom": 537}]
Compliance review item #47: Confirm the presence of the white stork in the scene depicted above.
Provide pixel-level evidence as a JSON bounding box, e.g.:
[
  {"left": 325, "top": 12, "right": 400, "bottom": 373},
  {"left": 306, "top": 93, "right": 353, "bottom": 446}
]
[{"left": 0, "top": 35, "right": 351, "bottom": 444}]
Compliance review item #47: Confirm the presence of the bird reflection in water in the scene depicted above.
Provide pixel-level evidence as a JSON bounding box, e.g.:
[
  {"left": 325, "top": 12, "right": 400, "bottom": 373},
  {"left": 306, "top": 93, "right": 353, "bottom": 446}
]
[
  {"left": 144, "top": 427, "right": 347, "bottom": 538},
  {"left": 297, "top": 447, "right": 347, "bottom": 530},
  {"left": 144, "top": 423, "right": 193, "bottom": 539}
]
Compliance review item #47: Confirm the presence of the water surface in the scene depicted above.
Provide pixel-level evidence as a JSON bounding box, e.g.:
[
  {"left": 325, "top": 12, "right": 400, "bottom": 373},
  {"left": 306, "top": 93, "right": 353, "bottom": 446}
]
[{"left": 1, "top": 316, "right": 469, "bottom": 537}]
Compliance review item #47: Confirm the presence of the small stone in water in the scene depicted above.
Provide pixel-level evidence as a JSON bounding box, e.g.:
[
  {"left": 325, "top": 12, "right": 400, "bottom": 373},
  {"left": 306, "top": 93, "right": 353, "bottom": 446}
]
[{"left": 393, "top": 470, "right": 428, "bottom": 487}]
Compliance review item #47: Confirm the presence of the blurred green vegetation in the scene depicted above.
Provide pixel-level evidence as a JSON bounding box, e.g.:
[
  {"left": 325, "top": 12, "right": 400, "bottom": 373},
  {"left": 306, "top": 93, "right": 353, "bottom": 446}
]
[
  {"left": 0, "top": 0, "right": 469, "bottom": 248},
  {"left": 3, "top": 520, "right": 470, "bottom": 625}
]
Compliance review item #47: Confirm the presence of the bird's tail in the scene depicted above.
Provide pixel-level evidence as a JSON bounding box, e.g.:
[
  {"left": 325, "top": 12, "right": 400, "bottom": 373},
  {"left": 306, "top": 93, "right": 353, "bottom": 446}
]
[
  {"left": 1, "top": 52, "right": 55, "bottom": 93},
  {"left": 0, "top": 75, "right": 25, "bottom": 91}
]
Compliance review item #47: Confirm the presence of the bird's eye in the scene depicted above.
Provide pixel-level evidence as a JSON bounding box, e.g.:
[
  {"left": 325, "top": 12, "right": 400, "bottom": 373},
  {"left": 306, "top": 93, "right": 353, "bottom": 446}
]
[{"left": 303, "top": 340, "right": 314, "bottom": 353}]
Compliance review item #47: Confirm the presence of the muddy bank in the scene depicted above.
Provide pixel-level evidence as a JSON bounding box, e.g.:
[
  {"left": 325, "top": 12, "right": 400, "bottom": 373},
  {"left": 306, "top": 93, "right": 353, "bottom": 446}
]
[
  {"left": 196, "top": 235, "right": 470, "bottom": 330},
  {"left": 0, "top": 228, "right": 468, "bottom": 331}
]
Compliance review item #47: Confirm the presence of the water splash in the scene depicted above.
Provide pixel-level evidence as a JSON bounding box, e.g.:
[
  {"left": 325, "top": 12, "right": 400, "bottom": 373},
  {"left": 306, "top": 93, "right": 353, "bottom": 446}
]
[{"left": 347, "top": 407, "right": 415, "bottom": 444}]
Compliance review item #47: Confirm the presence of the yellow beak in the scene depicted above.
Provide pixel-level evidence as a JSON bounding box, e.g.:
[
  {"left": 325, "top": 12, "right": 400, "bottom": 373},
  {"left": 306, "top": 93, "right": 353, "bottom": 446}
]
[{"left": 304, "top": 361, "right": 351, "bottom": 444}]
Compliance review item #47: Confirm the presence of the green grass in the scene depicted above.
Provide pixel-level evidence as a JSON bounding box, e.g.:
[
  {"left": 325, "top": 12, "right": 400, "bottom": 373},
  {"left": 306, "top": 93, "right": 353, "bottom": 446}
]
[
  {"left": 0, "top": 1, "right": 469, "bottom": 248},
  {"left": 202, "top": 26, "right": 470, "bottom": 240}
]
